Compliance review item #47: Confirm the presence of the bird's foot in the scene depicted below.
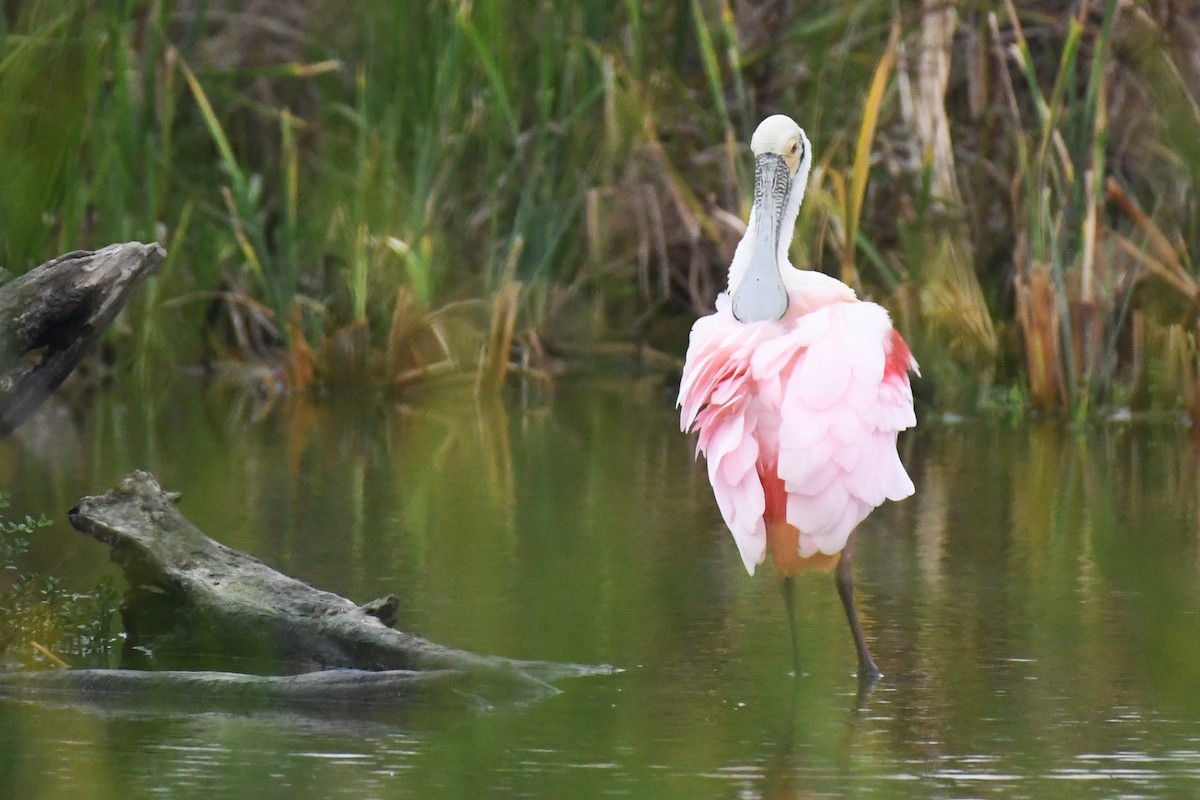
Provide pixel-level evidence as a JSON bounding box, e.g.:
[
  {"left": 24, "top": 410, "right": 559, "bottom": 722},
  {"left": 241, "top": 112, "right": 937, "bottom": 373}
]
[
  {"left": 853, "top": 663, "right": 882, "bottom": 710},
  {"left": 857, "top": 661, "right": 883, "bottom": 685}
]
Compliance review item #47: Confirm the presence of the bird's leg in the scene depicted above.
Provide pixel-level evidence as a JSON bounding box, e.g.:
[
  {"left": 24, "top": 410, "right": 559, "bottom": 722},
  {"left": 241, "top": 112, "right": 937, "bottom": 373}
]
[
  {"left": 781, "top": 576, "right": 801, "bottom": 677},
  {"left": 835, "top": 532, "right": 882, "bottom": 683}
]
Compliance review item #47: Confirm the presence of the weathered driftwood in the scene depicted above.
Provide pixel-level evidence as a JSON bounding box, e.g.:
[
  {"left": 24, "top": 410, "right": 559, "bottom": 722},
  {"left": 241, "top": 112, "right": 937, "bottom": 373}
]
[
  {"left": 61, "top": 471, "right": 604, "bottom": 706},
  {"left": 0, "top": 667, "right": 468, "bottom": 711},
  {"left": 0, "top": 242, "right": 166, "bottom": 434}
]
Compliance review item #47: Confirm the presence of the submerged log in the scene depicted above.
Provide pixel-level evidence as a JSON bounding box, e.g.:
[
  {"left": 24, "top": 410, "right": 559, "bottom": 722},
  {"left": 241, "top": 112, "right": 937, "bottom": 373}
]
[
  {"left": 0, "top": 667, "right": 468, "bottom": 711},
  {"left": 60, "top": 471, "right": 604, "bottom": 707},
  {"left": 0, "top": 242, "right": 166, "bottom": 434}
]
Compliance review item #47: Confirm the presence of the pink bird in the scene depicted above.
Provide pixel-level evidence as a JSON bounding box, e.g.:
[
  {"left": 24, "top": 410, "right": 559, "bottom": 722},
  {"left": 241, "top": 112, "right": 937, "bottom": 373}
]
[{"left": 678, "top": 115, "right": 917, "bottom": 681}]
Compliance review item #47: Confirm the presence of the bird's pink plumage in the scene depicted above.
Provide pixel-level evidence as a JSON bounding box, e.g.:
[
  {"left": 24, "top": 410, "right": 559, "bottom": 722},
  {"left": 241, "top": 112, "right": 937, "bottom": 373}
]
[{"left": 679, "top": 283, "right": 917, "bottom": 575}]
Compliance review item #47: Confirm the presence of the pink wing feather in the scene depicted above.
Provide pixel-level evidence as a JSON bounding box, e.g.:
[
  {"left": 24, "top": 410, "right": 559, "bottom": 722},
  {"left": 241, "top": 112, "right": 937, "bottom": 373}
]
[{"left": 679, "top": 292, "right": 916, "bottom": 575}]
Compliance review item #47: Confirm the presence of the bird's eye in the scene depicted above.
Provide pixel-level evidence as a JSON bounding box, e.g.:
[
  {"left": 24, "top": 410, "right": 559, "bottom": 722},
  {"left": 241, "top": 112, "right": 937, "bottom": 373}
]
[{"left": 789, "top": 141, "right": 798, "bottom": 155}]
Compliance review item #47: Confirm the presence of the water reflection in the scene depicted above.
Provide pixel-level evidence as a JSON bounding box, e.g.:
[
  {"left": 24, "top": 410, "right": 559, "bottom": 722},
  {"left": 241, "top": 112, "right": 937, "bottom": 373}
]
[{"left": 2, "top": 379, "right": 1200, "bottom": 798}]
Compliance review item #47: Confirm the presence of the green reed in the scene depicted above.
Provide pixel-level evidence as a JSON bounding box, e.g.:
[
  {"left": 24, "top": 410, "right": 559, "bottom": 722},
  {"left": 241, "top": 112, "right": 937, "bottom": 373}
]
[{"left": 0, "top": 1, "right": 1197, "bottom": 413}]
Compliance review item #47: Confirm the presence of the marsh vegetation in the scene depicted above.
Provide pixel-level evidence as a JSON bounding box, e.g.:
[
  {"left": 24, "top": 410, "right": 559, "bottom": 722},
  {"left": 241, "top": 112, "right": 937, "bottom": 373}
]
[{"left": 2, "top": 0, "right": 1197, "bottom": 416}]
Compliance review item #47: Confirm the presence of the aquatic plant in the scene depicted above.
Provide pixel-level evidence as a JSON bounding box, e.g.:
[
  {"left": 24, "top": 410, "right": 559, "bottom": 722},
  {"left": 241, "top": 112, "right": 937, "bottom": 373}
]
[{"left": 0, "top": 493, "right": 119, "bottom": 668}]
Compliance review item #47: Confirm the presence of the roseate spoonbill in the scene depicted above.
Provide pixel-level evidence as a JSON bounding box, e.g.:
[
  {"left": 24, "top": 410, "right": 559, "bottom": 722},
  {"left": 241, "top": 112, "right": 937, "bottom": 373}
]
[{"left": 678, "top": 115, "right": 917, "bottom": 681}]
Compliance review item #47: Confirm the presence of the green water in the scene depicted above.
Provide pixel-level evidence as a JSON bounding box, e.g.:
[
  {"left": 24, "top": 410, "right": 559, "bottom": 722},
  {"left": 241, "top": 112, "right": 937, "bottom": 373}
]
[{"left": 2, "top": 377, "right": 1199, "bottom": 798}]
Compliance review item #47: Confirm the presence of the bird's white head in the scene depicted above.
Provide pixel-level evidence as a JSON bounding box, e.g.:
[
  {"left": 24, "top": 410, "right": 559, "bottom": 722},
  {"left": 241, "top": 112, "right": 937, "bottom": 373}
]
[{"left": 730, "top": 115, "right": 812, "bottom": 323}]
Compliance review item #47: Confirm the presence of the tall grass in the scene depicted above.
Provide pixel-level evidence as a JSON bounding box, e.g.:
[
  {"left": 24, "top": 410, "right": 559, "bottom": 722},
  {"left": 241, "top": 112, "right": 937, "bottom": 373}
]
[
  {"left": 1, "top": 1, "right": 1198, "bottom": 414},
  {"left": 994, "top": 0, "right": 1198, "bottom": 417}
]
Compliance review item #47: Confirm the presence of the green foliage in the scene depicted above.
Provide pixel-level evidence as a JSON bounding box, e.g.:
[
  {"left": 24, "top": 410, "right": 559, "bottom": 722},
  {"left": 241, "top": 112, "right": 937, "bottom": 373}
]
[
  {"left": 0, "top": 2, "right": 1197, "bottom": 412},
  {"left": 0, "top": 494, "right": 50, "bottom": 562},
  {"left": 0, "top": 493, "right": 120, "bottom": 668}
]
